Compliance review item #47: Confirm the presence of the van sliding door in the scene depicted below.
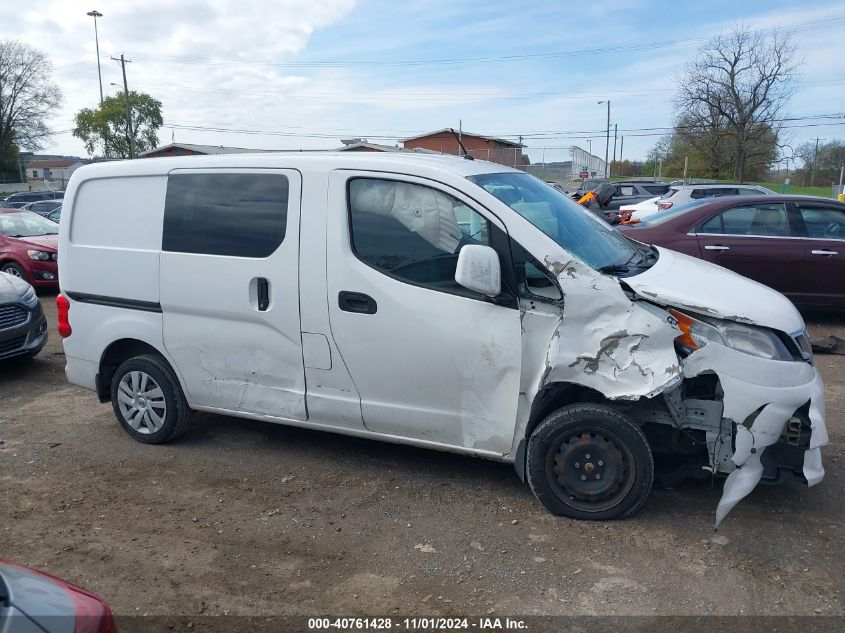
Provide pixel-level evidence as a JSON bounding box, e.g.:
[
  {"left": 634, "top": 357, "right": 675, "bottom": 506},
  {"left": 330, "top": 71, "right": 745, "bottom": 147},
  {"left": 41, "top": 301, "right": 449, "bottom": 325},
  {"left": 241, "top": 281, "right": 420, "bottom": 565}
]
[{"left": 159, "top": 168, "right": 307, "bottom": 420}]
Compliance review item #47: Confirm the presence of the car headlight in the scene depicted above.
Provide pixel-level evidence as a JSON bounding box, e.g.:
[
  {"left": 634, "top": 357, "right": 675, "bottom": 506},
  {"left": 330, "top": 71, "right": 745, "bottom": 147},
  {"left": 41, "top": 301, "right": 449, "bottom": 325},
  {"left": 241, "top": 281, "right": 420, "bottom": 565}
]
[
  {"left": 26, "top": 249, "right": 54, "bottom": 261},
  {"left": 669, "top": 309, "right": 796, "bottom": 361},
  {"left": 20, "top": 285, "right": 38, "bottom": 307}
]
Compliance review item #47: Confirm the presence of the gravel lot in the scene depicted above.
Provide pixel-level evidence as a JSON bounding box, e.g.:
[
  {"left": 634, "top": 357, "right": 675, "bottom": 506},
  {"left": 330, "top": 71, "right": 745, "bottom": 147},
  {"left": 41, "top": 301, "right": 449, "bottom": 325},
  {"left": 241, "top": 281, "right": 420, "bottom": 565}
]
[{"left": 1, "top": 294, "right": 843, "bottom": 621}]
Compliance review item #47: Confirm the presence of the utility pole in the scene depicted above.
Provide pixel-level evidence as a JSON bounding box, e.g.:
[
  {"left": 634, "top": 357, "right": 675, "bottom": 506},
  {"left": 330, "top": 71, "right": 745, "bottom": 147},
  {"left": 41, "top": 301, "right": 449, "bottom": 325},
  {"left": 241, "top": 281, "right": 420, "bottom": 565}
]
[
  {"left": 111, "top": 54, "right": 135, "bottom": 159},
  {"left": 810, "top": 137, "right": 824, "bottom": 187},
  {"left": 612, "top": 123, "right": 618, "bottom": 167},
  {"left": 87, "top": 10, "right": 104, "bottom": 105},
  {"left": 598, "top": 100, "right": 610, "bottom": 178}
]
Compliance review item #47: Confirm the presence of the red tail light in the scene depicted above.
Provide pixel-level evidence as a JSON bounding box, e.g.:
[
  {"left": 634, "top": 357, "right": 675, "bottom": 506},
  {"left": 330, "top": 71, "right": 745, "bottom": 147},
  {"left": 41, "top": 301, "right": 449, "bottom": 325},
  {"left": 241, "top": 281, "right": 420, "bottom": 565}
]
[
  {"left": 67, "top": 584, "right": 118, "bottom": 633},
  {"left": 56, "top": 294, "right": 72, "bottom": 337},
  {"left": 658, "top": 202, "right": 673, "bottom": 210}
]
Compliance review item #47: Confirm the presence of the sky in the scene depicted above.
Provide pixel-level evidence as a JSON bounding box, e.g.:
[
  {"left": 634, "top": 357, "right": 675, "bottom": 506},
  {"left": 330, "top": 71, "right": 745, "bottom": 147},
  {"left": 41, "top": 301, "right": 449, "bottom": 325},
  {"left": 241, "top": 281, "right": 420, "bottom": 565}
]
[{"left": 3, "top": 0, "right": 845, "bottom": 164}]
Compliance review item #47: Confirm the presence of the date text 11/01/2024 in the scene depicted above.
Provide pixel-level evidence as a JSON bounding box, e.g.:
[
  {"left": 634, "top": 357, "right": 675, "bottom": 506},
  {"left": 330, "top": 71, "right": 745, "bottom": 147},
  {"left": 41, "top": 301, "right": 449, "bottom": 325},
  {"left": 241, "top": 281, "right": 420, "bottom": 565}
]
[{"left": 308, "top": 617, "right": 528, "bottom": 630}]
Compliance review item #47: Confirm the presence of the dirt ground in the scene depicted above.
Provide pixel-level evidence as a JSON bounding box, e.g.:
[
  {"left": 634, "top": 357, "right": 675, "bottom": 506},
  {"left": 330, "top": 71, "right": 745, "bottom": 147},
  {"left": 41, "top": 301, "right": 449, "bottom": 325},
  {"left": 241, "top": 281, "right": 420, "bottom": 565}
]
[{"left": 1, "top": 294, "right": 843, "bottom": 620}]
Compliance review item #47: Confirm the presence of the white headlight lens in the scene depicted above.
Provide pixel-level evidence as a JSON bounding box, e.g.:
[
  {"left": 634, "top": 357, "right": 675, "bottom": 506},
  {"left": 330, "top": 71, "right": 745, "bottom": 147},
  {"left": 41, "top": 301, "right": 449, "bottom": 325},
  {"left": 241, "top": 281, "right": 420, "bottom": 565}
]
[{"left": 671, "top": 310, "right": 795, "bottom": 361}]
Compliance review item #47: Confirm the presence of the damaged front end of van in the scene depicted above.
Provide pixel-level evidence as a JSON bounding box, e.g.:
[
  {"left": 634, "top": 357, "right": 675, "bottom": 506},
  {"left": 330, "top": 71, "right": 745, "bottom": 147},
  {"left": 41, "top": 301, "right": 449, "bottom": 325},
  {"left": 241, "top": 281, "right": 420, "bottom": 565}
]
[{"left": 518, "top": 246, "right": 828, "bottom": 527}]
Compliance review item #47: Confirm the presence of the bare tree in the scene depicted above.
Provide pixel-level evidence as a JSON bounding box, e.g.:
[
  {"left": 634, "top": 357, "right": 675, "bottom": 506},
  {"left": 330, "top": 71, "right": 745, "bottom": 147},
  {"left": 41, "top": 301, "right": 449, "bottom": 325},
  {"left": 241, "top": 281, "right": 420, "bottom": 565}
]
[
  {"left": 0, "top": 40, "right": 63, "bottom": 154},
  {"left": 675, "top": 26, "right": 798, "bottom": 182}
]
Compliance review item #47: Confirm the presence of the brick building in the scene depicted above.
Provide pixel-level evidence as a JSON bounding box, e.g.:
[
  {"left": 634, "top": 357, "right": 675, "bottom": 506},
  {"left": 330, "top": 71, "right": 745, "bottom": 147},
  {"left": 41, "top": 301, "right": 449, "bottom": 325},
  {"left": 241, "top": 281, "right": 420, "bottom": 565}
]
[{"left": 402, "top": 129, "right": 527, "bottom": 168}]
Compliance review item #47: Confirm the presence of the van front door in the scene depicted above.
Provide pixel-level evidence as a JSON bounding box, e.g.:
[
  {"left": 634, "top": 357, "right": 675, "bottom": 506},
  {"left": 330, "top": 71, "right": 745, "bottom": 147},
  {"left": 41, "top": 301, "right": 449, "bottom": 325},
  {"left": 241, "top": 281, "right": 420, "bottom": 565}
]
[
  {"left": 159, "top": 169, "right": 306, "bottom": 420},
  {"left": 325, "top": 172, "right": 521, "bottom": 455}
]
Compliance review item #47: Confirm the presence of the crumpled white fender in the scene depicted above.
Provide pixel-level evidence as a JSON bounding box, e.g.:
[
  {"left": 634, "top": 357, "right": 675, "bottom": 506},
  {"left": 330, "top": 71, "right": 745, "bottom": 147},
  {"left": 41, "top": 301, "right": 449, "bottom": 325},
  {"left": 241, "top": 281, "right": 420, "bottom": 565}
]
[
  {"left": 682, "top": 344, "right": 828, "bottom": 528},
  {"left": 542, "top": 257, "right": 682, "bottom": 400}
]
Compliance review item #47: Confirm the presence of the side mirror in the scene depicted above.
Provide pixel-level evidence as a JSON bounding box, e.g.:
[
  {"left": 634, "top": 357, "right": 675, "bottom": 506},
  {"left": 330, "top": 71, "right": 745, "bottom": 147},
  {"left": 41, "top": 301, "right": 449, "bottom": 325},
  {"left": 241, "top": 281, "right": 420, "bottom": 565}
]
[{"left": 455, "top": 245, "right": 501, "bottom": 297}]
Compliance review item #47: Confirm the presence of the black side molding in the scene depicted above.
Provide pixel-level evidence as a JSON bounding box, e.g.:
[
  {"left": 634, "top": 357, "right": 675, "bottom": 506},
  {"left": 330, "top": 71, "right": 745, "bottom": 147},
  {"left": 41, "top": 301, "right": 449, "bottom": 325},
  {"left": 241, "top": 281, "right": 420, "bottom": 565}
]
[{"left": 66, "top": 292, "right": 162, "bottom": 313}]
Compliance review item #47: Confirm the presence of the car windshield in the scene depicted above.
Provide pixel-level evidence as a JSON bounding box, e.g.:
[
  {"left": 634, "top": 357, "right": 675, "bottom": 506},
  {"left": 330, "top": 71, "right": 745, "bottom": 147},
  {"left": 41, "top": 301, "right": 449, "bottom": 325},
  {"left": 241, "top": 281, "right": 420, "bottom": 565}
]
[
  {"left": 635, "top": 199, "right": 714, "bottom": 226},
  {"left": 0, "top": 210, "right": 60, "bottom": 237},
  {"left": 468, "top": 172, "right": 642, "bottom": 271}
]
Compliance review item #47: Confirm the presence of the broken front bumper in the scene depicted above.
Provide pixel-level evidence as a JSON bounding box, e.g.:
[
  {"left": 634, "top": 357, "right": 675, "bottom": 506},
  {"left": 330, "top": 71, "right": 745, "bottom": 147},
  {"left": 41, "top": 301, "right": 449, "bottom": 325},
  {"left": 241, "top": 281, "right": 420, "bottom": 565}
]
[{"left": 681, "top": 344, "right": 828, "bottom": 527}]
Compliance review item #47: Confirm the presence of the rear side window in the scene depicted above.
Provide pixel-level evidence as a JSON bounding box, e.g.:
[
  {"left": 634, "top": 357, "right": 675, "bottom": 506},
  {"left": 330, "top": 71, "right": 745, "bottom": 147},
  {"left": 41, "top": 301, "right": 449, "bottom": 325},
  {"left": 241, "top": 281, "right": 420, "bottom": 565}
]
[
  {"left": 618, "top": 185, "right": 637, "bottom": 196},
  {"left": 643, "top": 185, "right": 669, "bottom": 195},
  {"left": 163, "top": 173, "right": 288, "bottom": 257}
]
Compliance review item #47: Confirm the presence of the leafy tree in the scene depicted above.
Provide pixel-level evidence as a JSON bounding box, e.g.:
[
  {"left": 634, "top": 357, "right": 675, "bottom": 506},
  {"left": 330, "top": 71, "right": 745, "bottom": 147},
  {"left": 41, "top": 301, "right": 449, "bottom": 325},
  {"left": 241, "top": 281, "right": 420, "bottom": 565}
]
[
  {"left": 73, "top": 91, "right": 163, "bottom": 158},
  {"left": 0, "top": 40, "right": 62, "bottom": 168}
]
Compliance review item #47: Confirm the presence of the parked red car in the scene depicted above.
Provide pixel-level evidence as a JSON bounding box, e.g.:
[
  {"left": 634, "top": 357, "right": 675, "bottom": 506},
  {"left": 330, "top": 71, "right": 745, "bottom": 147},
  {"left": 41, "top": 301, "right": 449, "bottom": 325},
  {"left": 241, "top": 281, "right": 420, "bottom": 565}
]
[
  {"left": 0, "top": 209, "right": 59, "bottom": 287},
  {"left": 0, "top": 560, "right": 116, "bottom": 632},
  {"left": 618, "top": 195, "right": 845, "bottom": 309}
]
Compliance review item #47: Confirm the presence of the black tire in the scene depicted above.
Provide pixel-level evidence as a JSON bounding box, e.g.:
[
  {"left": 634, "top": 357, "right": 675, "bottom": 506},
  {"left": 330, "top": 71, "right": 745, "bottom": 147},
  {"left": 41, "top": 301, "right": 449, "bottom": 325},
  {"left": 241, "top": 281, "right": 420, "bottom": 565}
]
[
  {"left": 1, "top": 262, "right": 28, "bottom": 282},
  {"left": 110, "top": 354, "right": 191, "bottom": 444},
  {"left": 526, "top": 404, "right": 653, "bottom": 521}
]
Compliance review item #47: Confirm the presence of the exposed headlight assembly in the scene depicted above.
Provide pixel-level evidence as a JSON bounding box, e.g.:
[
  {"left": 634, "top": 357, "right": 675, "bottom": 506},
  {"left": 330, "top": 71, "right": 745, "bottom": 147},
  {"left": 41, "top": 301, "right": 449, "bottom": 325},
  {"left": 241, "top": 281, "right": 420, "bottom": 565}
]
[{"left": 669, "top": 309, "right": 798, "bottom": 362}]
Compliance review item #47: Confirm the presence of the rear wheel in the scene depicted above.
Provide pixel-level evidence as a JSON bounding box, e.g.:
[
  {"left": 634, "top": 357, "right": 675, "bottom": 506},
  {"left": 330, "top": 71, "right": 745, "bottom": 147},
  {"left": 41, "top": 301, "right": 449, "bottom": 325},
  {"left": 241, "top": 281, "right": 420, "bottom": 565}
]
[
  {"left": 526, "top": 404, "right": 653, "bottom": 520},
  {"left": 110, "top": 354, "right": 191, "bottom": 444}
]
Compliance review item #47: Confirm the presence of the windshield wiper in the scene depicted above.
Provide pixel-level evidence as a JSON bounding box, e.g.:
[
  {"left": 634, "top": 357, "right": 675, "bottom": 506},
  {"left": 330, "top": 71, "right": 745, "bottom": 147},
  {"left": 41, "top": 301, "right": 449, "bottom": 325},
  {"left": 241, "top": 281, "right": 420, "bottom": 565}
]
[{"left": 597, "top": 263, "right": 630, "bottom": 274}]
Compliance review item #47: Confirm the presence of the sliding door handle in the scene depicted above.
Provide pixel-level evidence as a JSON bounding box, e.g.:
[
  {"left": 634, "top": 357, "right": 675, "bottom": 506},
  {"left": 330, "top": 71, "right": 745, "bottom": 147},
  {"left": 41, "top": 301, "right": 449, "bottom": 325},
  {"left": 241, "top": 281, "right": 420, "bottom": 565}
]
[
  {"left": 338, "top": 291, "right": 377, "bottom": 314},
  {"left": 257, "top": 278, "right": 270, "bottom": 311}
]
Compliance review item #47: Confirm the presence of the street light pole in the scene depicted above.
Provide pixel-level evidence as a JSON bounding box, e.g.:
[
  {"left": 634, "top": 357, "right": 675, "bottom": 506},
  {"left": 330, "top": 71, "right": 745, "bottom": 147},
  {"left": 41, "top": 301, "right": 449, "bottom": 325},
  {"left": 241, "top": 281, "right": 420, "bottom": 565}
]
[
  {"left": 598, "top": 100, "right": 610, "bottom": 178},
  {"left": 87, "top": 10, "right": 104, "bottom": 105}
]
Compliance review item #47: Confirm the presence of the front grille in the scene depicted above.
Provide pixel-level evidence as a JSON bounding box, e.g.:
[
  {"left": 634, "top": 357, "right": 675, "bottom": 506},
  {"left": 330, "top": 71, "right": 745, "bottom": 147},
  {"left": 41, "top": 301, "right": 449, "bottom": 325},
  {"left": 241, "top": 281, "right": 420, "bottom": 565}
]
[
  {"left": 0, "top": 304, "right": 29, "bottom": 331},
  {"left": 0, "top": 336, "right": 26, "bottom": 355}
]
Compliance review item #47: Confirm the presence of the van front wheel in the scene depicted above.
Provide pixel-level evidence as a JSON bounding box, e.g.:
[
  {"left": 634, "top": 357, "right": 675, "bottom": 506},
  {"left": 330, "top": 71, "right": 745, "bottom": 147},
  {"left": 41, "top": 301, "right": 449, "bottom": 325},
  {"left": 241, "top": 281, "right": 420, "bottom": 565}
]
[
  {"left": 110, "top": 354, "right": 191, "bottom": 444},
  {"left": 526, "top": 404, "right": 653, "bottom": 520}
]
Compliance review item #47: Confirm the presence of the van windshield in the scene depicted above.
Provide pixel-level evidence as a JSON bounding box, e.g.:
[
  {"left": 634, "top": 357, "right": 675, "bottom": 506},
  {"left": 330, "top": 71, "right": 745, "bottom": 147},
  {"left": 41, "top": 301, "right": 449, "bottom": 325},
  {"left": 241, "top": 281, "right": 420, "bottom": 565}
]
[{"left": 468, "top": 172, "right": 643, "bottom": 272}]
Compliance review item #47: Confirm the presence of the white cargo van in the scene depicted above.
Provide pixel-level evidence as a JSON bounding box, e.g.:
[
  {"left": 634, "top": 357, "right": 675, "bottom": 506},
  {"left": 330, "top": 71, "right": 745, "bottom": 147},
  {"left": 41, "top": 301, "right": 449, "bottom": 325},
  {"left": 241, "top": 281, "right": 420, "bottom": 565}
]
[{"left": 58, "top": 153, "right": 828, "bottom": 525}]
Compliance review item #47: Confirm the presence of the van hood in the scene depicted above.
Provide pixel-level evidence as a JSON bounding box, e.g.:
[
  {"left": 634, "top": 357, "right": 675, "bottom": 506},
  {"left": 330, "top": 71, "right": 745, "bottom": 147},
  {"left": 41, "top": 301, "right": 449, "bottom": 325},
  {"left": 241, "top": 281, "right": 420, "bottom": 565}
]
[{"left": 624, "top": 246, "right": 804, "bottom": 334}]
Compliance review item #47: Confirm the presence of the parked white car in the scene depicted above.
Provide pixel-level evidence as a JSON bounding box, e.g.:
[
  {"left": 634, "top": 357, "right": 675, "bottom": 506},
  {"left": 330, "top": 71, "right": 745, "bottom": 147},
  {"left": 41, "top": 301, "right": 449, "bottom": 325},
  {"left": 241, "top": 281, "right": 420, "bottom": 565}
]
[
  {"left": 622, "top": 184, "right": 776, "bottom": 222},
  {"left": 655, "top": 184, "right": 775, "bottom": 213},
  {"left": 618, "top": 194, "right": 666, "bottom": 220},
  {"left": 57, "top": 153, "right": 826, "bottom": 525}
]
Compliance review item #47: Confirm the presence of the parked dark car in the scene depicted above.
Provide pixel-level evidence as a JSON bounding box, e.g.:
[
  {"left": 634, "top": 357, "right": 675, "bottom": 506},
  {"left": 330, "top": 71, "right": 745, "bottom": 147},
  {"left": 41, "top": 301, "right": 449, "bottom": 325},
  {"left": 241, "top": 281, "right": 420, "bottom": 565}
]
[
  {"left": 0, "top": 210, "right": 59, "bottom": 286},
  {"left": 0, "top": 273, "right": 47, "bottom": 361},
  {"left": 20, "top": 199, "right": 63, "bottom": 218},
  {"left": 3, "top": 190, "right": 63, "bottom": 209},
  {"left": 0, "top": 560, "right": 116, "bottom": 632},
  {"left": 607, "top": 180, "right": 671, "bottom": 210},
  {"left": 619, "top": 195, "right": 845, "bottom": 309}
]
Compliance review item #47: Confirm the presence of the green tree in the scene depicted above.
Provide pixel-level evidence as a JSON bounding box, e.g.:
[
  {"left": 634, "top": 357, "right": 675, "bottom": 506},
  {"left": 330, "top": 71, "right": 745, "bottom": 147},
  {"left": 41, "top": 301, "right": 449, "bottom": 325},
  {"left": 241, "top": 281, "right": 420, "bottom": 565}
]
[{"left": 73, "top": 91, "right": 163, "bottom": 158}]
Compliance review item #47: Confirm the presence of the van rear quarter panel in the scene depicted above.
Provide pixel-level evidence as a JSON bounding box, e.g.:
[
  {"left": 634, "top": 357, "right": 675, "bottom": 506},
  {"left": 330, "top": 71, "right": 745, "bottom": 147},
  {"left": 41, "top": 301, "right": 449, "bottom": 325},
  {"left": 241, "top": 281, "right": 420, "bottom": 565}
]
[
  {"left": 64, "top": 175, "right": 166, "bottom": 302},
  {"left": 60, "top": 174, "right": 167, "bottom": 366}
]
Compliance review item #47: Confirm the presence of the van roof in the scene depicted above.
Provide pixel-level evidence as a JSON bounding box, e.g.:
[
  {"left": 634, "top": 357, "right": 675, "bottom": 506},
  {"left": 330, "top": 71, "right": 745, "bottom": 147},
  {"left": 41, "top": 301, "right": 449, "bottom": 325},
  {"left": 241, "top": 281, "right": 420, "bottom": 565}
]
[{"left": 70, "top": 151, "right": 523, "bottom": 181}]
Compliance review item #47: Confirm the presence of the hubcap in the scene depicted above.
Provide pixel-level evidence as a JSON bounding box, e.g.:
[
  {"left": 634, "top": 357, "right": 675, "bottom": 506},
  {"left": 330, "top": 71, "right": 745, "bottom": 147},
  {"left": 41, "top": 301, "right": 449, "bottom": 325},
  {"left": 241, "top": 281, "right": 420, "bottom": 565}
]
[
  {"left": 3, "top": 266, "right": 22, "bottom": 278},
  {"left": 546, "top": 427, "right": 636, "bottom": 513},
  {"left": 116, "top": 371, "right": 167, "bottom": 434}
]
